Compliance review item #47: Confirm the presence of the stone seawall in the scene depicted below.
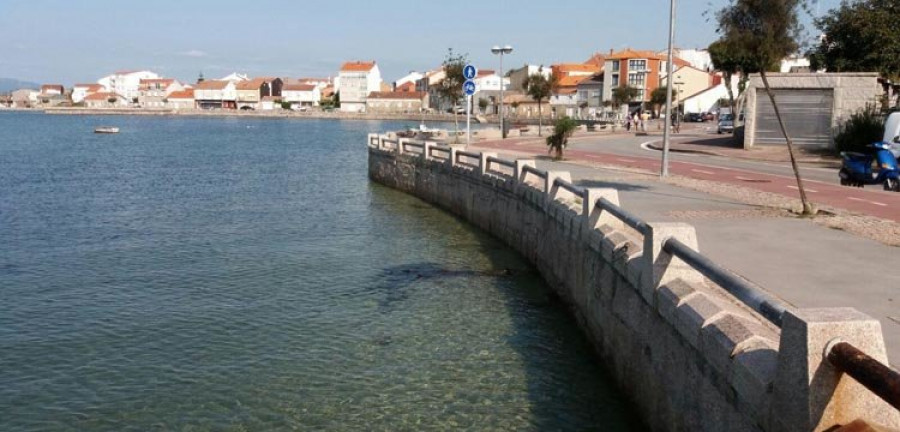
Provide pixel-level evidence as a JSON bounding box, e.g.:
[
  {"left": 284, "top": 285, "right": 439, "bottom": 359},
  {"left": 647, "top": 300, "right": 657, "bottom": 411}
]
[{"left": 367, "top": 135, "right": 899, "bottom": 432}]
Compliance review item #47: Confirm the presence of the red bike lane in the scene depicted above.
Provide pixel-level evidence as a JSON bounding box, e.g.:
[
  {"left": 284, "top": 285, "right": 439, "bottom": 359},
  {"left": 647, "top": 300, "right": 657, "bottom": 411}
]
[{"left": 473, "top": 138, "right": 900, "bottom": 222}]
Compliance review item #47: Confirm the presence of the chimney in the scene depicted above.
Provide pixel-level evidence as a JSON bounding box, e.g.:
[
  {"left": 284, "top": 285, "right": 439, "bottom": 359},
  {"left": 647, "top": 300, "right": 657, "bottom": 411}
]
[{"left": 609, "top": 48, "right": 614, "bottom": 55}]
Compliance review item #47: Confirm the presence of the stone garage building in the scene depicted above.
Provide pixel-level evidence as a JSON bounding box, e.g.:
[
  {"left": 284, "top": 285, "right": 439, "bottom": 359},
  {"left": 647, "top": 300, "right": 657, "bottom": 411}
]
[{"left": 743, "top": 72, "right": 880, "bottom": 149}]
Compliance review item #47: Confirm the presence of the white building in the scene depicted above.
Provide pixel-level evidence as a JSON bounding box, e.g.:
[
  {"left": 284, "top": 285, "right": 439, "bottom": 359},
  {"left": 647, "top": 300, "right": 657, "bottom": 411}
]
[
  {"left": 97, "top": 70, "right": 161, "bottom": 102},
  {"left": 282, "top": 82, "right": 321, "bottom": 107},
  {"left": 72, "top": 84, "right": 104, "bottom": 103},
  {"left": 473, "top": 70, "right": 510, "bottom": 92},
  {"left": 337, "top": 61, "right": 382, "bottom": 113},
  {"left": 220, "top": 72, "right": 250, "bottom": 83},
  {"left": 780, "top": 56, "right": 812, "bottom": 73},
  {"left": 658, "top": 48, "right": 714, "bottom": 72},
  {"left": 393, "top": 72, "right": 424, "bottom": 90},
  {"left": 194, "top": 80, "right": 237, "bottom": 109},
  {"left": 138, "top": 79, "right": 185, "bottom": 108},
  {"left": 166, "top": 89, "right": 195, "bottom": 110}
]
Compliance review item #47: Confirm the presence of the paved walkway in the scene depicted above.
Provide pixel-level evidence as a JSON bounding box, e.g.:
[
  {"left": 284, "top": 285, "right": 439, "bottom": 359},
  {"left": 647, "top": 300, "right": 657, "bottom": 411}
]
[
  {"left": 472, "top": 135, "right": 900, "bottom": 222},
  {"left": 470, "top": 144, "right": 900, "bottom": 366}
]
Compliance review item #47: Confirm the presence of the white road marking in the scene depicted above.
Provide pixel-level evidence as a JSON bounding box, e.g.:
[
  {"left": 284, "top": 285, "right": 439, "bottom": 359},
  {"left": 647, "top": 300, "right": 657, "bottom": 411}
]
[
  {"left": 848, "top": 197, "right": 889, "bottom": 207},
  {"left": 786, "top": 185, "right": 818, "bottom": 193},
  {"left": 617, "top": 158, "right": 637, "bottom": 163},
  {"left": 692, "top": 169, "right": 716, "bottom": 175}
]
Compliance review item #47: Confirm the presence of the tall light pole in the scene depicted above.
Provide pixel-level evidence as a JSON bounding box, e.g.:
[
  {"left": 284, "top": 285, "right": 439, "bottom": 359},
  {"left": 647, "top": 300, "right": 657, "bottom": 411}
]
[
  {"left": 661, "top": 0, "right": 677, "bottom": 177},
  {"left": 492, "top": 45, "right": 513, "bottom": 139}
]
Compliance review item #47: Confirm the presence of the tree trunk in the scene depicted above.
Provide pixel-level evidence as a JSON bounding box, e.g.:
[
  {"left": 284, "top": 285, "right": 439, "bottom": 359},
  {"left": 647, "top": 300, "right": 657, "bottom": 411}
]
[
  {"left": 724, "top": 72, "right": 736, "bottom": 117},
  {"left": 452, "top": 102, "right": 459, "bottom": 143},
  {"left": 538, "top": 100, "right": 543, "bottom": 137},
  {"left": 759, "top": 70, "right": 814, "bottom": 215}
]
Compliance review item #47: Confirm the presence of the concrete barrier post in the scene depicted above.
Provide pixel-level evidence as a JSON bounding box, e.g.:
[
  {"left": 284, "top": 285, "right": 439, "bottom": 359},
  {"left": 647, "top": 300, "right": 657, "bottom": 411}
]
[
  {"left": 479, "top": 152, "right": 497, "bottom": 176},
  {"left": 378, "top": 135, "right": 387, "bottom": 151},
  {"left": 641, "top": 222, "right": 703, "bottom": 305},
  {"left": 584, "top": 188, "right": 626, "bottom": 231},
  {"left": 397, "top": 138, "right": 408, "bottom": 156},
  {"left": 447, "top": 147, "right": 458, "bottom": 168},
  {"left": 423, "top": 142, "right": 434, "bottom": 162},
  {"left": 514, "top": 160, "right": 536, "bottom": 184},
  {"left": 367, "top": 133, "right": 378, "bottom": 148},
  {"left": 771, "top": 308, "right": 900, "bottom": 432},
  {"left": 546, "top": 171, "right": 572, "bottom": 196}
]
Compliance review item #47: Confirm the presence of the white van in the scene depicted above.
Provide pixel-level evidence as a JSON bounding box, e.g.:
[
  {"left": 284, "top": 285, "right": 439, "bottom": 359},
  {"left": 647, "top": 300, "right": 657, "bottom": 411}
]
[{"left": 883, "top": 112, "right": 900, "bottom": 158}]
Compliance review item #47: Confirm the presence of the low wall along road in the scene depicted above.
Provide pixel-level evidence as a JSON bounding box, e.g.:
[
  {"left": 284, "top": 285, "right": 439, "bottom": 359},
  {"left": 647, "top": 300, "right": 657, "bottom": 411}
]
[{"left": 367, "top": 134, "right": 900, "bottom": 432}]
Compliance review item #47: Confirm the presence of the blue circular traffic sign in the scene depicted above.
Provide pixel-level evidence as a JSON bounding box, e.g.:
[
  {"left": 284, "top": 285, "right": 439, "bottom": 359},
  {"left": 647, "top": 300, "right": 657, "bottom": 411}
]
[
  {"left": 463, "top": 80, "right": 476, "bottom": 96},
  {"left": 463, "top": 64, "right": 478, "bottom": 80}
]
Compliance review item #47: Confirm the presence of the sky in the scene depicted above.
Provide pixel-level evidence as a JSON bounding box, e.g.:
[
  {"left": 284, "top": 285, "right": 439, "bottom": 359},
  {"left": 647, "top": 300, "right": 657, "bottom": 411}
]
[{"left": 0, "top": 0, "right": 842, "bottom": 86}]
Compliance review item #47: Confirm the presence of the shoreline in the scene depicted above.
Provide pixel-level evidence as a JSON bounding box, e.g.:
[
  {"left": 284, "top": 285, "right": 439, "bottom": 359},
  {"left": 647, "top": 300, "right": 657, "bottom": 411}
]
[{"left": 26, "top": 107, "right": 487, "bottom": 124}]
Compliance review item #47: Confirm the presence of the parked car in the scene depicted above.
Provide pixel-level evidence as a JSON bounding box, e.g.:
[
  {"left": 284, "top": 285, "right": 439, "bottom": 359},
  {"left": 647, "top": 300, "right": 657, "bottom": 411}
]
[
  {"left": 717, "top": 113, "right": 735, "bottom": 134},
  {"left": 240, "top": 106, "right": 255, "bottom": 111},
  {"left": 684, "top": 113, "right": 703, "bottom": 123},
  {"left": 883, "top": 111, "right": 900, "bottom": 159},
  {"left": 701, "top": 112, "right": 715, "bottom": 121}
]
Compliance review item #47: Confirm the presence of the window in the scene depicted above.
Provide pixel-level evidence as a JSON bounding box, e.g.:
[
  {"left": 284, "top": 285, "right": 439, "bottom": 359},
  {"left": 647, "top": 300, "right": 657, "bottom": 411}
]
[
  {"left": 611, "top": 61, "right": 619, "bottom": 72},
  {"left": 611, "top": 74, "right": 619, "bottom": 88},
  {"left": 627, "top": 73, "right": 646, "bottom": 87},
  {"left": 628, "top": 59, "right": 647, "bottom": 71}
]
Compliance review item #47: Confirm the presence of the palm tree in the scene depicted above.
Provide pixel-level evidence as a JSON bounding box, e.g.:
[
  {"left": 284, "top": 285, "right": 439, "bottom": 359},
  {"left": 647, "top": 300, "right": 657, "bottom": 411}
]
[
  {"left": 547, "top": 116, "right": 577, "bottom": 160},
  {"left": 522, "top": 66, "right": 556, "bottom": 136}
]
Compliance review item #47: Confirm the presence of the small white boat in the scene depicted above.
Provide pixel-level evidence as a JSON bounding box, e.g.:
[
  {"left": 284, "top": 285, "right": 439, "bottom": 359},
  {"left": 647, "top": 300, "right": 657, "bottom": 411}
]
[{"left": 94, "top": 127, "right": 119, "bottom": 134}]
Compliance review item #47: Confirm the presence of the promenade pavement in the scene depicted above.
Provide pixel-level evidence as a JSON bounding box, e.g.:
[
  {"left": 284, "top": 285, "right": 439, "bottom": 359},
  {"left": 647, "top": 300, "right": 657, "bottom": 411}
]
[{"left": 469, "top": 143, "right": 900, "bottom": 366}]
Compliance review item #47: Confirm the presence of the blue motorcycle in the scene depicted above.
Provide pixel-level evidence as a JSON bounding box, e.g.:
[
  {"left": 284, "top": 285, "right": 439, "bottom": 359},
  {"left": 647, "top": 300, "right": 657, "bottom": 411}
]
[{"left": 839, "top": 142, "right": 900, "bottom": 191}]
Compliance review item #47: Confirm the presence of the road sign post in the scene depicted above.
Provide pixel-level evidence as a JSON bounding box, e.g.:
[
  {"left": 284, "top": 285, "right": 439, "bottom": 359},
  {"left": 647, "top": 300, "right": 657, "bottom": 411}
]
[{"left": 463, "top": 77, "right": 477, "bottom": 147}]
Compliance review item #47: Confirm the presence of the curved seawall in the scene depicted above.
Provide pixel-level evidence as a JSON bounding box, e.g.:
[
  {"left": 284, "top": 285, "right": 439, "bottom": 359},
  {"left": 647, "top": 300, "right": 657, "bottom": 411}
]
[{"left": 367, "top": 135, "right": 900, "bottom": 432}]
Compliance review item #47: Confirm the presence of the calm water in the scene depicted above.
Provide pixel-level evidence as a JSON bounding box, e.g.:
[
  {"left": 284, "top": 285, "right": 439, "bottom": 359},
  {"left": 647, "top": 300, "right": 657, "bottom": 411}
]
[{"left": 0, "top": 112, "right": 641, "bottom": 431}]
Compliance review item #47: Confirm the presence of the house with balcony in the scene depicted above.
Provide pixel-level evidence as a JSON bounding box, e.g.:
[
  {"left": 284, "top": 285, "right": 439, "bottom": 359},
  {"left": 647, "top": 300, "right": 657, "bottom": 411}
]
[
  {"left": 138, "top": 79, "right": 185, "bottom": 108},
  {"left": 38, "top": 84, "right": 68, "bottom": 106},
  {"left": 235, "top": 78, "right": 272, "bottom": 110},
  {"left": 282, "top": 81, "right": 321, "bottom": 107},
  {"left": 194, "top": 80, "right": 237, "bottom": 109},
  {"left": 338, "top": 61, "right": 382, "bottom": 113},
  {"left": 98, "top": 70, "right": 161, "bottom": 103},
  {"left": 576, "top": 73, "right": 604, "bottom": 118},
  {"left": 72, "top": 84, "right": 104, "bottom": 104},
  {"left": 602, "top": 48, "right": 690, "bottom": 109},
  {"left": 166, "top": 89, "right": 195, "bottom": 110}
]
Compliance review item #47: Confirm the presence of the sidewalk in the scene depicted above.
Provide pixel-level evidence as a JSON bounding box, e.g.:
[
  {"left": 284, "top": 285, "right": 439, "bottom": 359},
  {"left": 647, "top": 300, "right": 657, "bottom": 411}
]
[{"left": 471, "top": 146, "right": 900, "bottom": 366}]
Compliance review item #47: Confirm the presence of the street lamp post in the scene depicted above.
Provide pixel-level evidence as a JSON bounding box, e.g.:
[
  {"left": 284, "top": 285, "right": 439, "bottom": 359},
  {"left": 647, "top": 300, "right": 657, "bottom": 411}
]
[
  {"left": 492, "top": 45, "right": 513, "bottom": 139},
  {"left": 661, "top": 0, "right": 677, "bottom": 177}
]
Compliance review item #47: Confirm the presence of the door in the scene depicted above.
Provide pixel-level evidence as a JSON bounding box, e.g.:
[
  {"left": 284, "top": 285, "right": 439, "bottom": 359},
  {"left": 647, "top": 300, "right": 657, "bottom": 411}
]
[{"left": 753, "top": 89, "right": 834, "bottom": 146}]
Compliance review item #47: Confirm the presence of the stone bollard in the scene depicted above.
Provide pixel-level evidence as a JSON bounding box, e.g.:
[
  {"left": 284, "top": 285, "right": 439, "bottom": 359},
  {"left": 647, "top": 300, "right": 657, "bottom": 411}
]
[
  {"left": 641, "top": 222, "right": 704, "bottom": 305},
  {"left": 479, "top": 152, "right": 497, "bottom": 176},
  {"left": 397, "top": 138, "right": 408, "bottom": 156},
  {"left": 584, "top": 188, "right": 625, "bottom": 232},
  {"left": 771, "top": 308, "right": 900, "bottom": 432},
  {"left": 423, "top": 142, "right": 435, "bottom": 162}
]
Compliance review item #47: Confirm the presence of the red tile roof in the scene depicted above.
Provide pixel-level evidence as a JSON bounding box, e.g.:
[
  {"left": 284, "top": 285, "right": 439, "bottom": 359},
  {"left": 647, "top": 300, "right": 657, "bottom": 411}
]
[
  {"left": 556, "top": 75, "right": 590, "bottom": 88},
  {"left": 140, "top": 78, "right": 174, "bottom": 85},
  {"left": 84, "top": 92, "right": 119, "bottom": 101},
  {"left": 75, "top": 83, "right": 104, "bottom": 89},
  {"left": 340, "top": 61, "right": 376, "bottom": 72},
  {"left": 367, "top": 91, "right": 425, "bottom": 100},
  {"left": 476, "top": 69, "right": 496, "bottom": 78},
  {"left": 584, "top": 53, "right": 607, "bottom": 68},
  {"left": 395, "top": 82, "right": 416, "bottom": 92},
  {"left": 194, "top": 80, "right": 230, "bottom": 90},
  {"left": 168, "top": 89, "right": 194, "bottom": 99},
  {"left": 553, "top": 63, "right": 601, "bottom": 74},
  {"left": 283, "top": 83, "right": 317, "bottom": 91},
  {"left": 235, "top": 78, "right": 268, "bottom": 90}
]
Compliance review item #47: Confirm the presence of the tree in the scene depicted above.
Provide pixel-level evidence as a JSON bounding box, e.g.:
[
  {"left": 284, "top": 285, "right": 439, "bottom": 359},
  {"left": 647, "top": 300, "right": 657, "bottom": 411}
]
[
  {"left": 611, "top": 86, "right": 640, "bottom": 116},
  {"left": 522, "top": 67, "right": 555, "bottom": 136},
  {"left": 650, "top": 87, "right": 668, "bottom": 113},
  {"left": 333, "top": 91, "right": 341, "bottom": 108},
  {"left": 478, "top": 97, "right": 489, "bottom": 113},
  {"left": 436, "top": 48, "right": 467, "bottom": 139},
  {"left": 715, "top": 0, "right": 815, "bottom": 215},
  {"left": 546, "top": 116, "right": 577, "bottom": 160},
  {"left": 809, "top": 0, "right": 900, "bottom": 84}
]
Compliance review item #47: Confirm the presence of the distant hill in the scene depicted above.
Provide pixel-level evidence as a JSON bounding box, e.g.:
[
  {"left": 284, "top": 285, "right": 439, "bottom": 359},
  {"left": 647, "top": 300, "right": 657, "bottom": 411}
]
[{"left": 0, "top": 78, "right": 41, "bottom": 93}]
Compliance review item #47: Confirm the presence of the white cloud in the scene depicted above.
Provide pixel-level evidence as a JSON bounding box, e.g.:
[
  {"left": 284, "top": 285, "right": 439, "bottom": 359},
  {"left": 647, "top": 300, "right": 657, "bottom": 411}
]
[{"left": 179, "top": 50, "right": 209, "bottom": 58}]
